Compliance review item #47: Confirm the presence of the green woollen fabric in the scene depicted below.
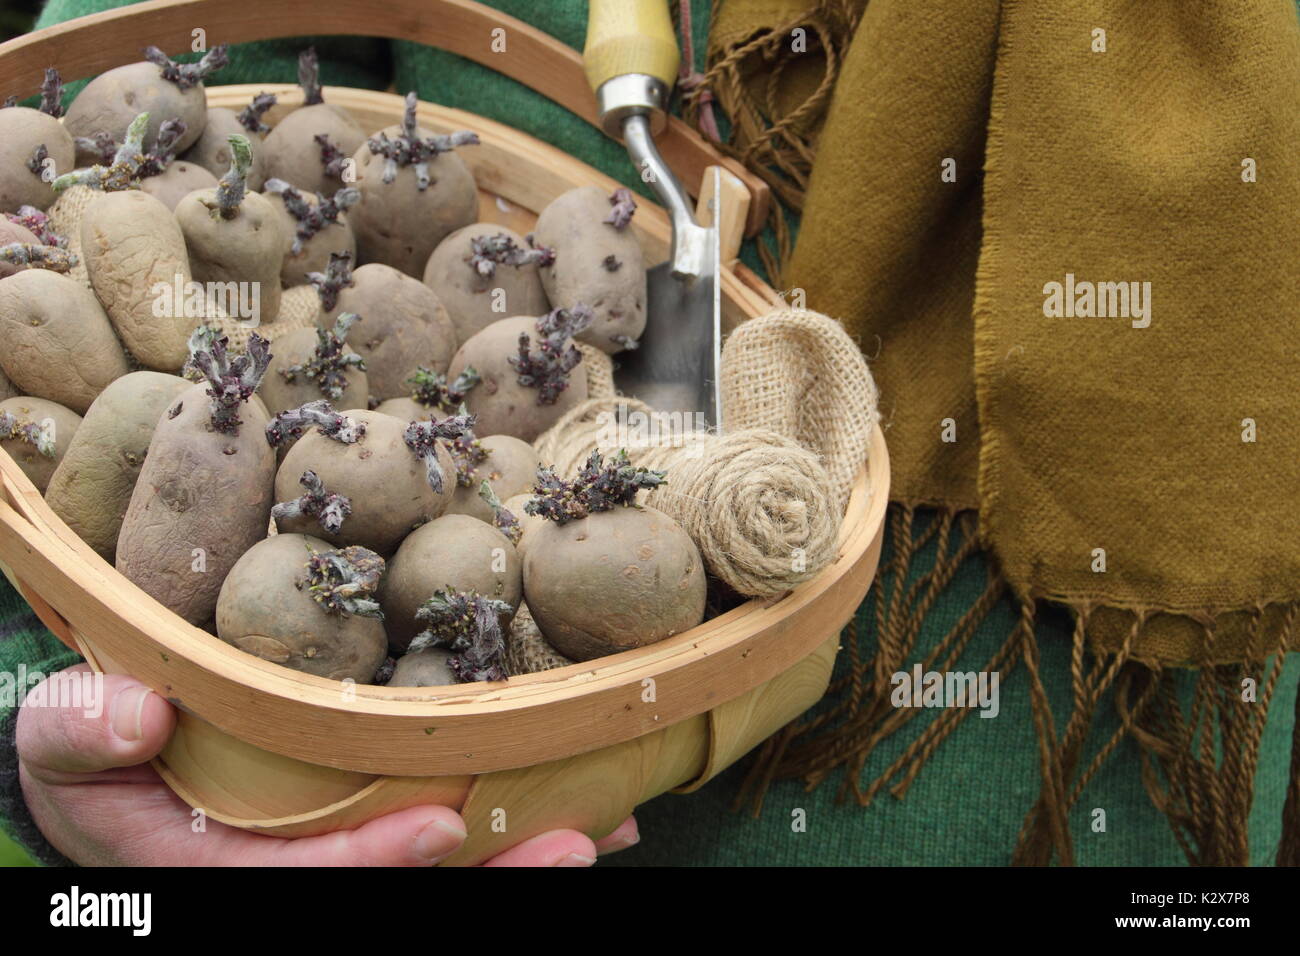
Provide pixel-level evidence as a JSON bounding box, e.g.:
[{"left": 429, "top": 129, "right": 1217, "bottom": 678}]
[{"left": 0, "top": 0, "right": 1293, "bottom": 866}]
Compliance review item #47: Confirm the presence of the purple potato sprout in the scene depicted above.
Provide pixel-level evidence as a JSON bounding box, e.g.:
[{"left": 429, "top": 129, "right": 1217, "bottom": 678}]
[
  {"left": 273, "top": 470, "right": 352, "bottom": 535},
  {"left": 365, "top": 91, "right": 479, "bottom": 190},
  {"left": 25, "top": 144, "right": 49, "bottom": 180},
  {"left": 478, "top": 481, "right": 522, "bottom": 545},
  {"left": 306, "top": 250, "right": 355, "bottom": 312},
  {"left": 525, "top": 449, "right": 666, "bottom": 525},
  {"left": 6, "top": 207, "right": 68, "bottom": 248},
  {"left": 402, "top": 412, "right": 474, "bottom": 494},
  {"left": 186, "top": 327, "right": 271, "bottom": 434},
  {"left": 73, "top": 132, "right": 117, "bottom": 167},
  {"left": 38, "top": 68, "right": 64, "bottom": 118},
  {"left": 303, "top": 545, "right": 384, "bottom": 618},
  {"left": 0, "top": 243, "right": 77, "bottom": 272},
  {"left": 142, "top": 44, "right": 230, "bottom": 91},
  {"left": 508, "top": 304, "right": 594, "bottom": 405},
  {"left": 604, "top": 187, "right": 637, "bottom": 229},
  {"left": 265, "top": 399, "right": 366, "bottom": 448},
  {"left": 237, "top": 92, "right": 277, "bottom": 135},
  {"left": 409, "top": 587, "right": 513, "bottom": 682},
  {"left": 279, "top": 312, "right": 366, "bottom": 401},
  {"left": 446, "top": 408, "right": 488, "bottom": 487},
  {"left": 134, "top": 118, "right": 188, "bottom": 178},
  {"left": 0, "top": 410, "right": 55, "bottom": 457},
  {"left": 296, "top": 47, "right": 325, "bottom": 106},
  {"left": 406, "top": 365, "right": 479, "bottom": 412},
  {"left": 466, "top": 232, "right": 555, "bottom": 277},
  {"left": 314, "top": 133, "right": 351, "bottom": 183},
  {"left": 264, "top": 178, "right": 360, "bottom": 254}
]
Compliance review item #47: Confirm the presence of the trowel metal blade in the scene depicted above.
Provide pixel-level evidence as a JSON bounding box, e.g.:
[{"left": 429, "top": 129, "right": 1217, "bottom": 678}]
[{"left": 613, "top": 219, "right": 722, "bottom": 430}]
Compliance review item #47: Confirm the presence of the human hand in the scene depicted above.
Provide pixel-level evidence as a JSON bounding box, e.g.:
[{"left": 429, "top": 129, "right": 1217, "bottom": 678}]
[{"left": 17, "top": 665, "right": 638, "bottom": 866}]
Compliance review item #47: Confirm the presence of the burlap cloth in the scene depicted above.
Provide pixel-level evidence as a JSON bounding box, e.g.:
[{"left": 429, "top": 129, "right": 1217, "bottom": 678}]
[
  {"left": 700, "top": 0, "right": 1300, "bottom": 866},
  {"left": 506, "top": 602, "right": 574, "bottom": 676}
]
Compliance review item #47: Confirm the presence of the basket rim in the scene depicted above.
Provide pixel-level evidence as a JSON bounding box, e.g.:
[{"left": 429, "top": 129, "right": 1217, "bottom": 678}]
[{"left": 0, "top": 87, "right": 891, "bottom": 776}]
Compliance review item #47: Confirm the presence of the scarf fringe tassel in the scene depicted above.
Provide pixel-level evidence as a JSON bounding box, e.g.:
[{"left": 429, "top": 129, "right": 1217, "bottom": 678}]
[{"left": 738, "top": 503, "right": 1300, "bottom": 866}]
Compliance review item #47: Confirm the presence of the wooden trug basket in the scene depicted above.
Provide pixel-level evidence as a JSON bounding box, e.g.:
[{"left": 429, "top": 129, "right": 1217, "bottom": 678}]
[{"left": 0, "top": 0, "right": 890, "bottom": 865}]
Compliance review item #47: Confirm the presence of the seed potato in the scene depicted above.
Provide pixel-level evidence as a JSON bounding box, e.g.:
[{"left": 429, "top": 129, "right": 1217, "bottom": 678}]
[
  {"left": 524, "top": 505, "right": 707, "bottom": 662},
  {"left": 380, "top": 512, "right": 522, "bottom": 652},
  {"left": 274, "top": 409, "right": 454, "bottom": 555},
  {"left": 216, "top": 533, "right": 387, "bottom": 683},
  {"left": 532, "top": 186, "right": 646, "bottom": 353},
  {"left": 322, "top": 263, "right": 457, "bottom": 400},
  {"left": 0, "top": 108, "right": 76, "bottom": 213},
  {"left": 116, "top": 382, "right": 276, "bottom": 625},
  {"left": 422, "top": 223, "right": 550, "bottom": 345},
  {"left": 64, "top": 61, "right": 208, "bottom": 155},
  {"left": 0, "top": 396, "right": 80, "bottom": 493},
  {"left": 258, "top": 324, "right": 368, "bottom": 418},
  {"left": 175, "top": 181, "right": 285, "bottom": 326},
  {"left": 44, "top": 371, "right": 189, "bottom": 560},
  {"left": 350, "top": 124, "right": 477, "bottom": 278},
  {"left": 447, "top": 315, "right": 588, "bottom": 442},
  {"left": 0, "top": 269, "right": 130, "bottom": 414},
  {"left": 81, "top": 189, "right": 199, "bottom": 371}
]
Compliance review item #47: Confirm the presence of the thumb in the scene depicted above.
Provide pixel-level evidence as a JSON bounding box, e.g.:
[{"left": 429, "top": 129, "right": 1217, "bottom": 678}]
[{"left": 15, "top": 665, "right": 176, "bottom": 781}]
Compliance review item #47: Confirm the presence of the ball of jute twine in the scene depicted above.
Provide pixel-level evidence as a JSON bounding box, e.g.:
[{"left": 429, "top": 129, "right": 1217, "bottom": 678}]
[
  {"left": 532, "top": 309, "right": 878, "bottom": 599},
  {"left": 534, "top": 398, "right": 839, "bottom": 598}
]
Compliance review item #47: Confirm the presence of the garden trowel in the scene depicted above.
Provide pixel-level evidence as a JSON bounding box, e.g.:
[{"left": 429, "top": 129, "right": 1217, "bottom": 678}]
[{"left": 584, "top": 0, "right": 733, "bottom": 429}]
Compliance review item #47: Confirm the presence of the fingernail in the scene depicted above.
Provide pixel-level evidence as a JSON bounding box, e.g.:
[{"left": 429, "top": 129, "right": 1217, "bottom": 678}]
[
  {"left": 598, "top": 833, "right": 640, "bottom": 856},
  {"left": 414, "top": 819, "right": 467, "bottom": 862},
  {"left": 109, "top": 686, "right": 152, "bottom": 742},
  {"left": 553, "top": 852, "right": 596, "bottom": 868}
]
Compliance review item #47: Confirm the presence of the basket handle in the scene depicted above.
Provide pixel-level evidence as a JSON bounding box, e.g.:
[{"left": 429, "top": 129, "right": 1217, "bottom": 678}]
[{"left": 0, "top": 0, "right": 769, "bottom": 236}]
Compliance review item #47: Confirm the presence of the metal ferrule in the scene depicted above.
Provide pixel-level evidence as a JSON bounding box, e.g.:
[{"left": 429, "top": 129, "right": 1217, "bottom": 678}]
[{"left": 595, "top": 73, "right": 671, "bottom": 138}]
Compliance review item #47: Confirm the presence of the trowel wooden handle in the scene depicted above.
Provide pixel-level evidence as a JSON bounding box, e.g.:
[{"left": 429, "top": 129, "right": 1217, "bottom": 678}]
[
  {"left": 583, "top": 0, "right": 681, "bottom": 93},
  {"left": 697, "top": 165, "right": 752, "bottom": 266}
]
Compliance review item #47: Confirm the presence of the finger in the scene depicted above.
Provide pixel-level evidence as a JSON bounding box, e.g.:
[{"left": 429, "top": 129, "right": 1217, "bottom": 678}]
[
  {"left": 206, "top": 805, "right": 469, "bottom": 867},
  {"left": 16, "top": 667, "right": 175, "bottom": 781},
  {"left": 594, "top": 815, "right": 639, "bottom": 856},
  {"left": 481, "top": 829, "right": 598, "bottom": 867},
  {"left": 21, "top": 754, "right": 470, "bottom": 868}
]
